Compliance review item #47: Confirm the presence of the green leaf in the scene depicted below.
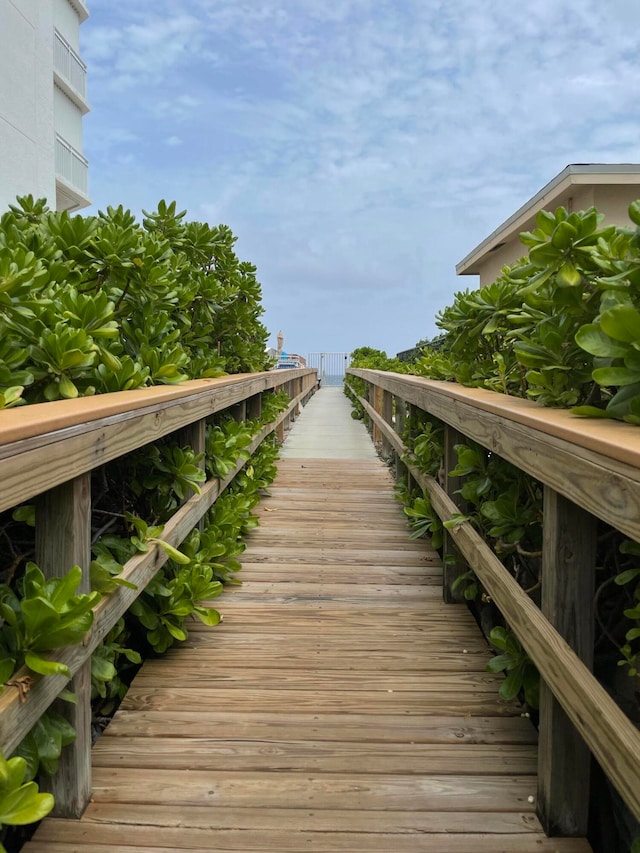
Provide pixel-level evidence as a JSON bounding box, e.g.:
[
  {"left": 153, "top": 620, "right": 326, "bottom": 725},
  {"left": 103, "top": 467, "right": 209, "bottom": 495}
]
[
  {"left": 600, "top": 303, "right": 640, "bottom": 344},
  {"left": 499, "top": 666, "right": 523, "bottom": 701},
  {"left": 150, "top": 539, "right": 191, "bottom": 565},
  {"left": 0, "top": 783, "right": 54, "bottom": 825},
  {"left": 575, "top": 324, "right": 629, "bottom": 358},
  {"left": 58, "top": 374, "right": 78, "bottom": 399},
  {"left": 193, "top": 606, "right": 221, "bottom": 626},
  {"left": 628, "top": 200, "right": 640, "bottom": 227},
  {"left": 570, "top": 405, "right": 613, "bottom": 419},
  {"left": 593, "top": 366, "right": 640, "bottom": 387},
  {"left": 24, "top": 652, "right": 70, "bottom": 678},
  {"left": 557, "top": 261, "right": 582, "bottom": 287}
]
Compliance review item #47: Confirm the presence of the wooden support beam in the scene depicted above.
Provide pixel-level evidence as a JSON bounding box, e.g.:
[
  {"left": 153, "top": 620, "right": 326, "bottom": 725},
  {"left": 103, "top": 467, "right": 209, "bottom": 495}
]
[
  {"left": 537, "top": 487, "right": 597, "bottom": 836},
  {"left": 230, "top": 401, "right": 247, "bottom": 423},
  {"left": 177, "top": 418, "right": 207, "bottom": 529},
  {"left": 35, "top": 475, "right": 92, "bottom": 818},
  {"left": 442, "top": 425, "right": 468, "bottom": 603},
  {"left": 380, "top": 390, "right": 393, "bottom": 456},
  {"left": 247, "top": 393, "right": 262, "bottom": 421},
  {"left": 394, "top": 396, "right": 406, "bottom": 481}
]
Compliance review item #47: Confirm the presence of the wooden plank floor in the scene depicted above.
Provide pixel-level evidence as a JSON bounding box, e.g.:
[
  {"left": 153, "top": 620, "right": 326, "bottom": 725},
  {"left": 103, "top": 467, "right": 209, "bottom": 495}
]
[{"left": 27, "top": 458, "right": 591, "bottom": 852}]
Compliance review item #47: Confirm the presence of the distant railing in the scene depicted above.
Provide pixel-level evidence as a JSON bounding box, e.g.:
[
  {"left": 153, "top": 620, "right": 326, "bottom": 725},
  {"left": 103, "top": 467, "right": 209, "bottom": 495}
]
[
  {"left": 53, "top": 30, "right": 87, "bottom": 99},
  {"left": 0, "top": 369, "right": 317, "bottom": 817},
  {"left": 347, "top": 367, "right": 640, "bottom": 839},
  {"left": 307, "top": 352, "right": 350, "bottom": 386},
  {"left": 55, "top": 134, "right": 88, "bottom": 195}
]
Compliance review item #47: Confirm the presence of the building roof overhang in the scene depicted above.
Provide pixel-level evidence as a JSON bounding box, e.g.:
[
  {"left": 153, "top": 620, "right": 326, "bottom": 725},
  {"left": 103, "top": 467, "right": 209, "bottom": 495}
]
[{"left": 456, "top": 163, "right": 640, "bottom": 276}]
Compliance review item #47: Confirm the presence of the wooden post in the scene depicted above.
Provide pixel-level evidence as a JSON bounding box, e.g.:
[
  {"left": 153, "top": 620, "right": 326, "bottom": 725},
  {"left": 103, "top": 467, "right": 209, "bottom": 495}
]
[
  {"left": 372, "top": 385, "right": 383, "bottom": 445},
  {"left": 394, "top": 396, "right": 406, "bottom": 481},
  {"left": 283, "top": 382, "right": 292, "bottom": 430},
  {"left": 247, "top": 393, "right": 262, "bottom": 421},
  {"left": 537, "top": 486, "right": 597, "bottom": 836},
  {"left": 364, "top": 383, "right": 374, "bottom": 437},
  {"left": 230, "top": 401, "right": 247, "bottom": 424},
  {"left": 381, "top": 390, "right": 393, "bottom": 457},
  {"left": 405, "top": 403, "right": 417, "bottom": 496},
  {"left": 442, "top": 425, "right": 468, "bottom": 603},
  {"left": 35, "top": 475, "right": 92, "bottom": 818},
  {"left": 294, "top": 377, "right": 301, "bottom": 416},
  {"left": 177, "top": 419, "right": 207, "bottom": 529}
]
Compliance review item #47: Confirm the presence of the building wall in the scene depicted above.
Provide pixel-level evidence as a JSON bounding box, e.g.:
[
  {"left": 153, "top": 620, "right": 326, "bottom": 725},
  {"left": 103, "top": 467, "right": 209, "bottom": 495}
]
[
  {"left": 476, "top": 183, "right": 636, "bottom": 287},
  {"left": 53, "top": 0, "right": 80, "bottom": 51},
  {"left": 594, "top": 185, "right": 640, "bottom": 226},
  {"left": 0, "top": 0, "right": 88, "bottom": 213},
  {"left": 0, "top": 0, "right": 56, "bottom": 210},
  {"left": 54, "top": 85, "right": 83, "bottom": 149}
]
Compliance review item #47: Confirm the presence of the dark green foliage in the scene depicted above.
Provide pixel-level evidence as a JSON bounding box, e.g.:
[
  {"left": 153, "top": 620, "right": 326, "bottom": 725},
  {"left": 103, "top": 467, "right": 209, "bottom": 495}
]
[
  {"left": 0, "top": 196, "right": 269, "bottom": 408},
  {"left": 412, "top": 203, "right": 640, "bottom": 422}
]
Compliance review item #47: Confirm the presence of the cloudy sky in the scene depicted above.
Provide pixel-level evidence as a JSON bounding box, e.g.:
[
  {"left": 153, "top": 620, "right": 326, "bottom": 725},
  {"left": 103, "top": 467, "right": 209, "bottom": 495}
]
[{"left": 81, "top": 0, "right": 640, "bottom": 358}]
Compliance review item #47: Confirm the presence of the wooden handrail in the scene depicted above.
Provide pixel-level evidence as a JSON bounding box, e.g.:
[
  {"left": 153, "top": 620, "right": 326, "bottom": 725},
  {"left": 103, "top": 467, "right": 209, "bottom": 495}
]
[
  {"left": 0, "top": 368, "right": 317, "bottom": 816},
  {"left": 347, "top": 369, "right": 640, "bottom": 836},
  {"left": 348, "top": 369, "right": 640, "bottom": 543}
]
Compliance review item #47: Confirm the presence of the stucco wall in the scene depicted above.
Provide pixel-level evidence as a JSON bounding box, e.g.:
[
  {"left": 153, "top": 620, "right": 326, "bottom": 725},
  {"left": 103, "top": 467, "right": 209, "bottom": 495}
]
[
  {"left": 53, "top": 0, "right": 80, "bottom": 51},
  {"left": 0, "top": 0, "right": 55, "bottom": 210},
  {"left": 476, "top": 183, "right": 637, "bottom": 287},
  {"left": 594, "top": 184, "right": 640, "bottom": 226},
  {"left": 54, "top": 85, "right": 83, "bottom": 150}
]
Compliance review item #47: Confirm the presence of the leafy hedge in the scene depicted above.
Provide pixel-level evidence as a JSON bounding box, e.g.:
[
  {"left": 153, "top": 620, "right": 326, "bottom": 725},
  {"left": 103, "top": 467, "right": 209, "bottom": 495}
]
[
  {"left": 410, "top": 203, "right": 640, "bottom": 423},
  {"left": 0, "top": 196, "right": 269, "bottom": 408}
]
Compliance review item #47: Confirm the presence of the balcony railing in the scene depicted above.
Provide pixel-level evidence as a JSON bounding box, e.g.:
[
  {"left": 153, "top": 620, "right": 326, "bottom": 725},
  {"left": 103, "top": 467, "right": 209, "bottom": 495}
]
[
  {"left": 55, "top": 134, "right": 88, "bottom": 196},
  {"left": 54, "top": 30, "right": 87, "bottom": 99}
]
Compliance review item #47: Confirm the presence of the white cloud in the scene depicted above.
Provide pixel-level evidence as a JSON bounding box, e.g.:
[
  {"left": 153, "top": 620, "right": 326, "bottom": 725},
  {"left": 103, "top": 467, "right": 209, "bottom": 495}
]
[{"left": 81, "top": 0, "right": 640, "bottom": 354}]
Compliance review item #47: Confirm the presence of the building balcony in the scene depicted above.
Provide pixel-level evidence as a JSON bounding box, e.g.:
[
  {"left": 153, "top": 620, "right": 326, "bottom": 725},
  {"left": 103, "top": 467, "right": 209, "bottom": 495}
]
[
  {"left": 53, "top": 30, "right": 89, "bottom": 114},
  {"left": 55, "top": 134, "right": 90, "bottom": 211},
  {"left": 67, "top": 0, "right": 89, "bottom": 23}
]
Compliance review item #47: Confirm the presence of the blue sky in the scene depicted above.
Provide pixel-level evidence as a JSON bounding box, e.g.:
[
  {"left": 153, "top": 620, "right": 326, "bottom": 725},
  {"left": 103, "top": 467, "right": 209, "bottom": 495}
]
[{"left": 81, "top": 0, "right": 640, "bottom": 358}]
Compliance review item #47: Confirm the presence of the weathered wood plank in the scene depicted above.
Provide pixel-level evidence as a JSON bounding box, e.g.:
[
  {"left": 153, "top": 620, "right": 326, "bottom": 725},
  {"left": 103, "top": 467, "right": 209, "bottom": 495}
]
[
  {"left": 102, "top": 711, "right": 538, "bottom": 744},
  {"left": 537, "top": 488, "right": 597, "bottom": 836},
  {"left": 35, "top": 475, "right": 92, "bottom": 818},
  {"left": 89, "top": 767, "right": 538, "bottom": 810},
  {"left": 119, "top": 687, "right": 520, "bottom": 715},
  {"left": 91, "top": 738, "right": 538, "bottom": 774},
  {"left": 29, "top": 448, "right": 590, "bottom": 851},
  {"left": 30, "top": 803, "right": 544, "bottom": 833}
]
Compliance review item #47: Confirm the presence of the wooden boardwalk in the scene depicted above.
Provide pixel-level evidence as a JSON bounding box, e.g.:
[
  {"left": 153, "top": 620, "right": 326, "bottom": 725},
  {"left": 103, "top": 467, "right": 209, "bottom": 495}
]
[{"left": 27, "top": 454, "right": 590, "bottom": 851}]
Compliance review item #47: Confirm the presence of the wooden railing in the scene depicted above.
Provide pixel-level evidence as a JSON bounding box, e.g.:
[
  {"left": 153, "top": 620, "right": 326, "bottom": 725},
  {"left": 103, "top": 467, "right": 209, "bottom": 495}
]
[
  {"left": 0, "top": 368, "right": 317, "bottom": 817},
  {"left": 347, "top": 367, "right": 640, "bottom": 838}
]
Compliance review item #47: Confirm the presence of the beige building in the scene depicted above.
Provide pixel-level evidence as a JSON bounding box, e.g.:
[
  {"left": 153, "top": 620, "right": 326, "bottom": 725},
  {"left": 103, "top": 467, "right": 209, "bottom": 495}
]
[{"left": 456, "top": 164, "right": 640, "bottom": 287}]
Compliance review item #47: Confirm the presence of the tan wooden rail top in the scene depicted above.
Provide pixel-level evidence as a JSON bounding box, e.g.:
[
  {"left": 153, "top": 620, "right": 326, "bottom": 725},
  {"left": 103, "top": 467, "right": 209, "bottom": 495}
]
[
  {"left": 346, "top": 368, "right": 640, "bottom": 839},
  {"left": 0, "top": 370, "right": 316, "bottom": 514},
  {"left": 0, "top": 368, "right": 317, "bottom": 818},
  {"left": 348, "top": 369, "right": 640, "bottom": 544}
]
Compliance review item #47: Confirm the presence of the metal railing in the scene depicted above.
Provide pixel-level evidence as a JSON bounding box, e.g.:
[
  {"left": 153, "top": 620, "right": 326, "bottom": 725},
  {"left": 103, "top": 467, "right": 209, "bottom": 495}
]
[
  {"left": 307, "top": 352, "right": 350, "bottom": 386},
  {"left": 55, "top": 134, "right": 88, "bottom": 195},
  {"left": 54, "top": 30, "right": 87, "bottom": 99}
]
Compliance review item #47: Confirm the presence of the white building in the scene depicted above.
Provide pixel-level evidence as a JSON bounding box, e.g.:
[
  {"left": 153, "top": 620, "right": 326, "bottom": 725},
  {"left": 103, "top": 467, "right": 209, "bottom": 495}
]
[{"left": 0, "top": 0, "right": 90, "bottom": 213}]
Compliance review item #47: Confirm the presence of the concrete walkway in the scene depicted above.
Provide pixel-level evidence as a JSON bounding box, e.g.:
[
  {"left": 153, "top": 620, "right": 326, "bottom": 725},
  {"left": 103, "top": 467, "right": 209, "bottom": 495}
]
[{"left": 280, "top": 386, "right": 378, "bottom": 460}]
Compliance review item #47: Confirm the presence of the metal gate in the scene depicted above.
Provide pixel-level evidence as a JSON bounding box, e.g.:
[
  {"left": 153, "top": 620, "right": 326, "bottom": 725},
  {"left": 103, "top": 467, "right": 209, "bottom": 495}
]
[{"left": 307, "top": 352, "right": 350, "bottom": 386}]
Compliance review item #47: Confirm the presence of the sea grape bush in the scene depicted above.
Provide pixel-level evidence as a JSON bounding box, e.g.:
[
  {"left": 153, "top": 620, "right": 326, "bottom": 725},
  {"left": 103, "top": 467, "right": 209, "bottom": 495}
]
[
  {"left": 414, "top": 202, "right": 640, "bottom": 422},
  {"left": 0, "top": 196, "right": 269, "bottom": 408}
]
